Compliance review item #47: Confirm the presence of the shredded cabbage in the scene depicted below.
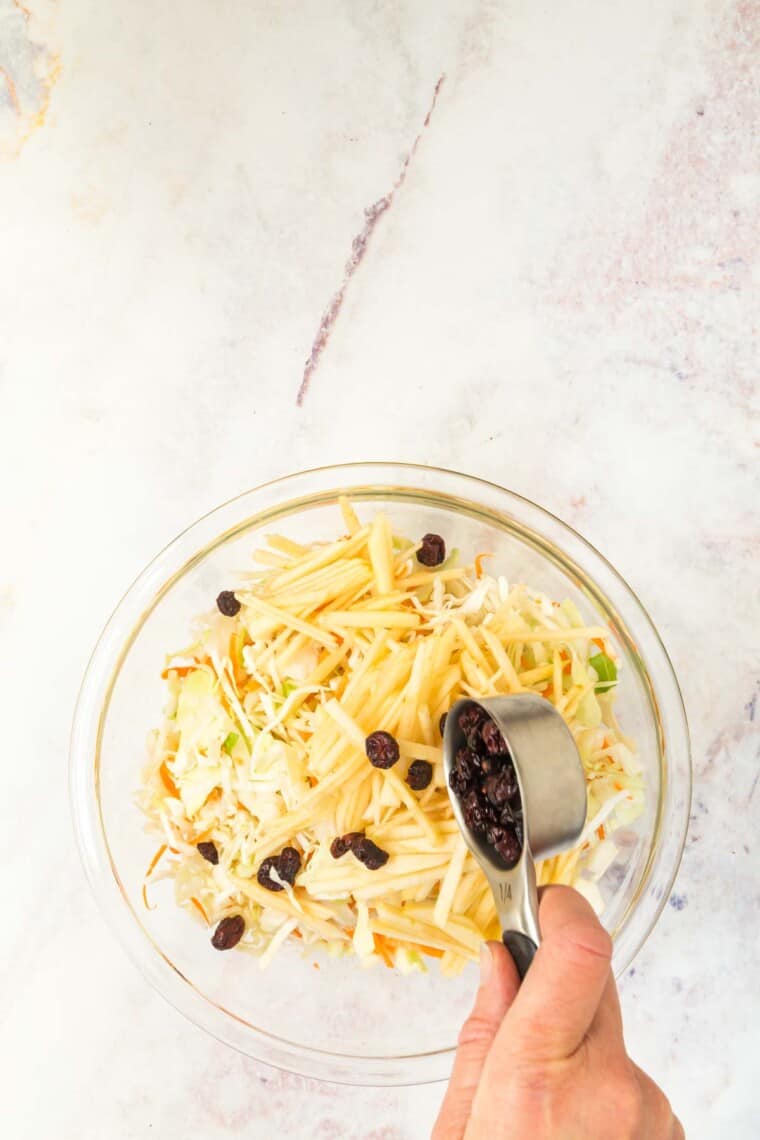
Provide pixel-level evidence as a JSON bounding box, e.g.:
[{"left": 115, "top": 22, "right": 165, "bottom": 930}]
[{"left": 138, "top": 500, "right": 644, "bottom": 971}]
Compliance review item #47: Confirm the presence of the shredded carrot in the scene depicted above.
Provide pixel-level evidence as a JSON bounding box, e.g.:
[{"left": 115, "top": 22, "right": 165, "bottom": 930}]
[
  {"left": 229, "top": 633, "right": 247, "bottom": 691},
  {"left": 378, "top": 939, "right": 396, "bottom": 966},
  {"left": 307, "top": 776, "right": 318, "bottom": 787},
  {"left": 592, "top": 637, "right": 606, "bottom": 653},
  {"left": 312, "top": 962, "right": 320, "bottom": 970},
  {"left": 412, "top": 943, "right": 444, "bottom": 959},
  {"left": 374, "top": 934, "right": 396, "bottom": 968},
  {"left": 159, "top": 762, "right": 178, "bottom": 798},
  {"left": 160, "top": 654, "right": 212, "bottom": 680},
  {"left": 236, "top": 800, "right": 248, "bottom": 813},
  {"left": 141, "top": 883, "right": 156, "bottom": 911},
  {"left": 190, "top": 896, "right": 209, "bottom": 924},
  {"left": 161, "top": 662, "right": 198, "bottom": 680},
  {"left": 292, "top": 929, "right": 302, "bottom": 940},
  {"left": 613, "top": 781, "right": 623, "bottom": 791},
  {"left": 597, "top": 825, "right": 606, "bottom": 841},
  {"left": 145, "top": 843, "right": 167, "bottom": 879},
  {"left": 198, "top": 787, "right": 222, "bottom": 811},
  {"left": 474, "top": 552, "right": 493, "bottom": 579}
]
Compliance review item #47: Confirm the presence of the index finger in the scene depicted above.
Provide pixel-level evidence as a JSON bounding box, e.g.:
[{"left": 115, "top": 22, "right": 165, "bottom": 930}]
[{"left": 495, "top": 885, "right": 614, "bottom": 1063}]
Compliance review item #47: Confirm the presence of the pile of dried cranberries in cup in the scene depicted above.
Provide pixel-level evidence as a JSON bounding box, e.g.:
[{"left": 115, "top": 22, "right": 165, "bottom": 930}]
[{"left": 448, "top": 702, "right": 524, "bottom": 867}]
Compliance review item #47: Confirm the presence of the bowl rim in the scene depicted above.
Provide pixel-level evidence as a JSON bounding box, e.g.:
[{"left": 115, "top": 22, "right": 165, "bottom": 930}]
[{"left": 69, "top": 461, "right": 691, "bottom": 1085}]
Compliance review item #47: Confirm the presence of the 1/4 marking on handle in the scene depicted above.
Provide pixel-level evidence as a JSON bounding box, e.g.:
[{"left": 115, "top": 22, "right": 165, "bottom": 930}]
[{"left": 497, "top": 882, "right": 512, "bottom": 903}]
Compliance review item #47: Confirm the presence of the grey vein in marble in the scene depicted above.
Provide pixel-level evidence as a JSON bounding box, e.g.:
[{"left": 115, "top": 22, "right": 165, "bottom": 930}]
[{"left": 297, "top": 75, "right": 444, "bottom": 405}]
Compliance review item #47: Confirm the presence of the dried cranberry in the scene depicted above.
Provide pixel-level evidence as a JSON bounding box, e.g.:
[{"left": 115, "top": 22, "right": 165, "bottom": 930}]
[
  {"left": 216, "top": 590, "right": 241, "bottom": 617},
  {"left": 463, "top": 732, "right": 481, "bottom": 754},
  {"left": 462, "top": 789, "right": 488, "bottom": 835},
  {"left": 351, "top": 836, "right": 389, "bottom": 870},
  {"left": 449, "top": 706, "right": 525, "bottom": 865},
  {"left": 257, "top": 856, "right": 284, "bottom": 892},
  {"left": 278, "top": 846, "right": 301, "bottom": 885},
  {"left": 211, "top": 914, "right": 245, "bottom": 950},
  {"left": 483, "top": 768, "right": 518, "bottom": 807},
  {"left": 457, "top": 703, "right": 486, "bottom": 738},
  {"left": 481, "top": 718, "right": 507, "bottom": 755},
  {"left": 365, "top": 730, "right": 400, "bottom": 769},
  {"left": 330, "top": 832, "right": 364, "bottom": 859},
  {"left": 197, "top": 841, "right": 219, "bottom": 865},
  {"left": 449, "top": 768, "right": 468, "bottom": 799},
  {"left": 330, "top": 835, "right": 349, "bottom": 859},
  {"left": 417, "top": 533, "right": 446, "bottom": 567},
  {"left": 406, "top": 759, "right": 433, "bottom": 791},
  {"left": 498, "top": 799, "right": 516, "bottom": 826},
  {"left": 449, "top": 747, "right": 477, "bottom": 797},
  {"left": 484, "top": 796, "right": 502, "bottom": 822},
  {"left": 490, "top": 826, "right": 522, "bottom": 866}
]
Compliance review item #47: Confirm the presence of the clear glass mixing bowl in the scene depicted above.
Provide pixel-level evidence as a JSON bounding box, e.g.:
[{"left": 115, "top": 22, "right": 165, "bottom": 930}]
[{"left": 70, "top": 463, "right": 690, "bottom": 1085}]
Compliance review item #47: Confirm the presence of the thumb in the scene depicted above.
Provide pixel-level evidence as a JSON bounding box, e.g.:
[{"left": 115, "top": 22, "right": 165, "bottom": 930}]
[
  {"left": 488, "top": 886, "right": 613, "bottom": 1068},
  {"left": 432, "top": 942, "right": 519, "bottom": 1140}
]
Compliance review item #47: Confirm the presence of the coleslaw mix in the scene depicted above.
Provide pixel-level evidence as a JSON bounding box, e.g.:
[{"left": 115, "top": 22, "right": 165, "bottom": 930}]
[{"left": 139, "top": 499, "right": 644, "bottom": 975}]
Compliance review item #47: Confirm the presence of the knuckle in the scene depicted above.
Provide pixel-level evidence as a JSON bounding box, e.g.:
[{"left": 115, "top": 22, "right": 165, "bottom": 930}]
[
  {"left": 652, "top": 1090, "right": 678, "bottom": 1136},
  {"left": 565, "top": 918, "right": 613, "bottom": 965},
  {"left": 457, "top": 1012, "right": 497, "bottom": 1052},
  {"left": 609, "top": 1072, "right": 644, "bottom": 1137},
  {"left": 635, "top": 1064, "right": 679, "bottom": 1138}
]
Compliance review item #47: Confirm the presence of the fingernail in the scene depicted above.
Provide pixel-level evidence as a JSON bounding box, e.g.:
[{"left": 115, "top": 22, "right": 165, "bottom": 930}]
[{"left": 479, "top": 942, "right": 492, "bottom": 986}]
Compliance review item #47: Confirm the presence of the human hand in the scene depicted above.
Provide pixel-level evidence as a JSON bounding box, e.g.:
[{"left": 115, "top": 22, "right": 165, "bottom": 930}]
[{"left": 433, "top": 886, "right": 683, "bottom": 1139}]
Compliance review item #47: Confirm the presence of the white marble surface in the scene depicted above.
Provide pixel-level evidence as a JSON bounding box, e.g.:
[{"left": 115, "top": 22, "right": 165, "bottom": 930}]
[{"left": 2, "top": 0, "right": 758, "bottom": 1136}]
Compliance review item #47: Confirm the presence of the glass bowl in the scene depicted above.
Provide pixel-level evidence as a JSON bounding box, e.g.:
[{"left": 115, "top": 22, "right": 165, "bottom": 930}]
[{"left": 70, "top": 463, "right": 690, "bottom": 1085}]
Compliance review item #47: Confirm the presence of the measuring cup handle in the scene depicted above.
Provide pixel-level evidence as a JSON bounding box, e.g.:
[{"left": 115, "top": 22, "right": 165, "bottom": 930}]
[{"left": 502, "top": 930, "right": 537, "bottom": 979}]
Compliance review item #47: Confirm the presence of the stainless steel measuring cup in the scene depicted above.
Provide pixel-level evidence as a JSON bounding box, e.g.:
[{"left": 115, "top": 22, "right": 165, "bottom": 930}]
[{"left": 443, "top": 693, "right": 587, "bottom": 979}]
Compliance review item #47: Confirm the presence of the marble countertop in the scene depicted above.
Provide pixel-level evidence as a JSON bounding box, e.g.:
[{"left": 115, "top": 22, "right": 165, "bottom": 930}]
[{"left": 2, "top": 0, "right": 758, "bottom": 1136}]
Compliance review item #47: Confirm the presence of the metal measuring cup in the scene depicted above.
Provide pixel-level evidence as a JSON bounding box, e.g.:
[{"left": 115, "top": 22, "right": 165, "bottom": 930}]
[{"left": 443, "top": 693, "right": 587, "bottom": 979}]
